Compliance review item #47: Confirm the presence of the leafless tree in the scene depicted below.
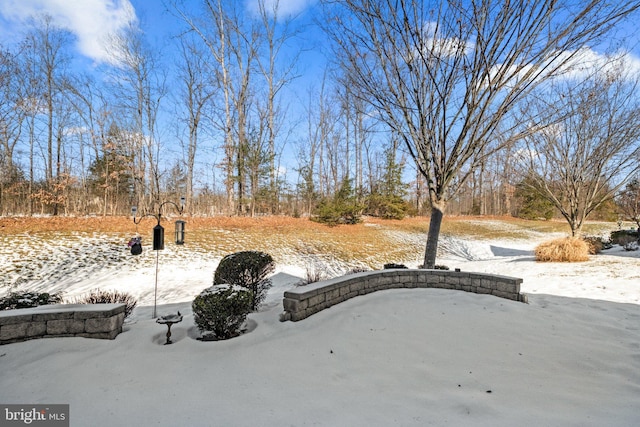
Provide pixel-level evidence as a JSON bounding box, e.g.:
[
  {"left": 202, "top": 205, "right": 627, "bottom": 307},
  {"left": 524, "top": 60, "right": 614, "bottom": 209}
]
[
  {"left": 174, "top": 35, "right": 216, "bottom": 213},
  {"left": 27, "top": 15, "right": 72, "bottom": 185},
  {"left": 17, "top": 15, "right": 75, "bottom": 215},
  {"left": 255, "top": 0, "right": 302, "bottom": 213},
  {"left": 0, "top": 46, "right": 25, "bottom": 213},
  {"left": 62, "top": 73, "right": 114, "bottom": 213},
  {"left": 322, "top": 0, "right": 640, "bottom": 267},
  {"left": 107, "top": 21, "right": 167, "bottom": 209},
  {"left": 174, "top": 0, "right": 262, "bottom": 215},
  {"left": 518, "top": 62, "right": 640, "bottom": 236}
]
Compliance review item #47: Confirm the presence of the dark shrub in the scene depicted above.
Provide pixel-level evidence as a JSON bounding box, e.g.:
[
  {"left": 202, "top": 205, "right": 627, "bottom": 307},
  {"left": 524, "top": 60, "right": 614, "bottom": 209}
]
[
  {"left": 610, "top": 230, "right": 639, "bottom": 246},
  {"left": 583, "top": 236, "right": 613, "bottom": 254},
  {"left": 76, "top": 289, "right": 137, "bottom": 320},
  {"left": 0, "top": 291, "right": 62, "bottom": 310},
  {"left": 383, "top": 263, "right": 407, "bottom": 269},
  {"left": 192, "top": 285, "right": 252, "bottom": 340},
  {"left": 214, "top": 251, "right": 275, "bottom": 311},
  {"left": 312, "top": 179, "right": 364, "bottom": 226},
  {"left": 514, "top": 178, "right": 556, "bottom": 220}
]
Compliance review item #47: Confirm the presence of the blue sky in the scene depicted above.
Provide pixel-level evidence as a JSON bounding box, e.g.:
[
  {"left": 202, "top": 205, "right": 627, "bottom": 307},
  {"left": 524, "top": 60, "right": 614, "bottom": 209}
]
[
  {"left": 0, "top": 0, "right": 320, "bottom": 62},
  {"left": 0, "top": 0, "right": 326, "bottom": 185},
  {"left": 2, "top": 0, "right": 640, "bottom": 189}
]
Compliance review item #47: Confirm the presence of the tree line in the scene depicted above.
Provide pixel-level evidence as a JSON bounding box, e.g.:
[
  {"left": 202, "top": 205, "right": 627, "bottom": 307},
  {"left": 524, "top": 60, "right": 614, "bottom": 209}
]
[{"left": 2, "top": 1, "right": 640, "bottom": 265}]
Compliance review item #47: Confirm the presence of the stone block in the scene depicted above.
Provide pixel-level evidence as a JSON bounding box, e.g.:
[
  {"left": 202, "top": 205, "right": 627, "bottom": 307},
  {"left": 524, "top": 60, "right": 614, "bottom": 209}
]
[
  {"left": 85, "top": 313, "right": 124, "bottom": 334},
  {"left": 327, "top": 288, "right": 341, "bottom": 303},
  {"left": 349, "top": 282, "right": 363, "bottom": 293},
  {"left": 32, "top": 311, "right": 74, "bottom": 322},
  {"left": 283, "top": 298, "right": 300, "bottom": 312},
  {"left": 0, "top": 313, "right": 33, "bottom": 326},
  {"left": 308, "top": 293, "right": 326, "bottom": 307},
  {"left": 395, "top": 274, "right": 414, "bottom": 285},
  {"left": 497, "top": 282, "right": 516, "bottom": 293},
  {"left": 1, "top": 323, "right": 28, "bottom": 341},
  {"left": 26, "top": 322, "right": 47, "bottom": 337},
  {"left": 47, "top": 319, "right": 86, "bottom": 335},
  {"left": 425, "top": 274, "right": 440, "bottom": 285}
]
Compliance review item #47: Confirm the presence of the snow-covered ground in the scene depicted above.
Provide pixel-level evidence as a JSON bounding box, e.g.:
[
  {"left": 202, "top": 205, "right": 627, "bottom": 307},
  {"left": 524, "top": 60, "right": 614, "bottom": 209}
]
[{"left": 1, "top": 230, "right": 639, "bottom": 426}]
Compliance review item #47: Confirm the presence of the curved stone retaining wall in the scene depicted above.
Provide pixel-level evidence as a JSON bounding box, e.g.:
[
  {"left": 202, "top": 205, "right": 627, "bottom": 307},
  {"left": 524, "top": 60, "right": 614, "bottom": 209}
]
[
  {"left": 0, "top": 303, "right": 126, "bottom": 345},
  {"left": 280, "top": 269, "right": 526, "bottom": 322}
]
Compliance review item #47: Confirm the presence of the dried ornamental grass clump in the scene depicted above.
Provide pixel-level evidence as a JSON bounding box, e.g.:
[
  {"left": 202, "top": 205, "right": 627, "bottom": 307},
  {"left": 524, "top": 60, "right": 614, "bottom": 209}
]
[{"left": 535, "top": 237, "right": 590, "bottom": 262}]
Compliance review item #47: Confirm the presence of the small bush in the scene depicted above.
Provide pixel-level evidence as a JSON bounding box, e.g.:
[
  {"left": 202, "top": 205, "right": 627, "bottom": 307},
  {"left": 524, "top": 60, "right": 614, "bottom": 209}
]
[
  {"left": 365, "top": 193, "right": 410, "bottom": 220},
  {"left": 302, "top": 265, "right": 326, "bottom": 285},
  {"left": 192, "top": 285, "right": 252, "bottom": 340},
  {"left": 214, "top": 251, "right": 275, "bottom": 311},
  {"left": 313, "top": 198, "right": 364, "bottom": 226},
  {"left": 312, "top": 178, "right": 365, "bottom": 226},
  {"left": 535, "top": 237, "right": 590, "bottom": 262},
  {"left": 583, "top": 236, "right": 604, "bottom": 254},
  {"left": 611, "top": 230, "right": 639, "bottom": 246},
  {"left": 0, "top": 291, "right": 62, "bottom": 310},
  {"left": 384, "top": 263, "right": 407, "bottom": 269},
  {"left": 76, "top": 289, "right": 137, "bottom": 320}
]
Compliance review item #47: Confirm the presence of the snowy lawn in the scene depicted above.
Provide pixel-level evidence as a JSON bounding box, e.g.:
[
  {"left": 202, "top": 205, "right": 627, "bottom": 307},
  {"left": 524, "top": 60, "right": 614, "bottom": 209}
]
[{"left": 1, "top": 220, "right": 639, "bottom": 426}]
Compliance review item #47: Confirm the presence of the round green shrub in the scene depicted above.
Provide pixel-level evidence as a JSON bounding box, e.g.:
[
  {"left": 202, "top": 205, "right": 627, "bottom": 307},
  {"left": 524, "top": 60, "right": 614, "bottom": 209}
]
[
  {"left": 192, "top": 284, "right": 252, "bottom": 340},
  {"left": 214, "top": 251, "right": 275, "bottom": 311}
]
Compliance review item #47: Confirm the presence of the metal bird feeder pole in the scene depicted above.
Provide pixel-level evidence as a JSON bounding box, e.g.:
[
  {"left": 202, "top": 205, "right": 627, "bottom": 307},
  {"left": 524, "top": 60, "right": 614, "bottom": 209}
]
[{"left": 132, "top": 197, "right": 186, "bottom": 318}]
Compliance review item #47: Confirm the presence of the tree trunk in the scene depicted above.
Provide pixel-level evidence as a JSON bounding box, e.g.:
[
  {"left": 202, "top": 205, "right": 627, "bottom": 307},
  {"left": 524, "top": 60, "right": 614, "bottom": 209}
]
[{"left": 423, "top": 204, "right": 445, "bottom": 269}]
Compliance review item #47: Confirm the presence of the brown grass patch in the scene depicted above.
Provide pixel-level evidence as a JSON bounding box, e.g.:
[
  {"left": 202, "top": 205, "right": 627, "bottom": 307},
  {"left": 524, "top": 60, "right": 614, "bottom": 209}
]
[
  {"left": 0, "top": 215, "right": 617, "bottom": 268},
  {"left": 534, "top": 237, "right": 590, "bottom": 262}
]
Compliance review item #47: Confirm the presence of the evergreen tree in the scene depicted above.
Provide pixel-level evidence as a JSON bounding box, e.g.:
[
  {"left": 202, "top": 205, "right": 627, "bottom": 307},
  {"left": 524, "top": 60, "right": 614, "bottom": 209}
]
[
  {"left": 514, "top": 178, "right": 555, "bottom": 220},
  {"left": 366, "top": 145, "right": 410, "bottom": 219},
  {"left": 313, "top": 178, "right": 364, "bottom": 226}
]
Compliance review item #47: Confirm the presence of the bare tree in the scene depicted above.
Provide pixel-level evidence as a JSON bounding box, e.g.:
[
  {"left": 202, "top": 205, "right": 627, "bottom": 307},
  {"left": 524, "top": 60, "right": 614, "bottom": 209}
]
[
  {"left": 62, "top": 73, "right": 114, "bottom": 214},
  {"left": 255, "top": 0, "right": 301, "bottom": 213},
  {"left": 322, "top": 0, "right": 640, "bottom": 267},
  {"left": 17, "top": 15, "right": 74, "bottom": 215},
  {"left": 175, "top": 35, "right": 216, "bottom": 213},
  {"left": 0, "top": 46, "right": 25, "bottom": 213},
  {"left": 518, "top": 62, "right": 640, "bottom": 236},
  {"left": 174, "top": 0, "right": 261, "bottom": 215},
  {"left": 28, "top": 15, "right": 72, "bottom": 184},
  {"left": 108, "top": 21, "right": 167, "bottom": 209}
]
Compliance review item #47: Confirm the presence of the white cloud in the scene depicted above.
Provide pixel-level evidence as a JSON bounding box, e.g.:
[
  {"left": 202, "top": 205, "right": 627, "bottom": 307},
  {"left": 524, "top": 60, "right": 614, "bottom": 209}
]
[
  {"left": 245, "top": 0, "right": 317, "bottom": 17},
  {"left": 0, "top": 0, "right": 137, "bottom": 65},
  {"left": 555, "top": 47, "right": 640, "bottom": 80}
]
